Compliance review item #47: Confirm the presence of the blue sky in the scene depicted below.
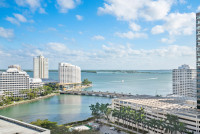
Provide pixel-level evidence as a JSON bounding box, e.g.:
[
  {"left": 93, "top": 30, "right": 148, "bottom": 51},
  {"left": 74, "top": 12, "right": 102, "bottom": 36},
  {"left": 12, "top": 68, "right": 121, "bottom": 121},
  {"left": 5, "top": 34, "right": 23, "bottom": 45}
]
[{"left": 0, "top": 0, "right": 199, "bottom": 70}]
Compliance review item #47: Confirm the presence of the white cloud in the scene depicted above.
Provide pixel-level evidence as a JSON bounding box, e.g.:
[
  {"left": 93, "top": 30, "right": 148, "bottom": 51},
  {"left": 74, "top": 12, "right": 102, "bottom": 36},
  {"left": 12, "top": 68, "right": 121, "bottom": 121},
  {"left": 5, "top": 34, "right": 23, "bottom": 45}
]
[
  {"left": 76, "top": 15, "right": 83, "bottom": 20},
  {"left": 15, "top": 0, "right": 46, "bottom": 13},
  {"left": 0, "top": 42, "right": 195, "bottom": 70},
  {"left": 47, "top": 42, "right": 68, "bottom": 52},
  {"left": 179, "top": 0, "right": 186, "bottom": 4},
  {"left": 6, "top": 17, "right": 20, "bottom": 25},
  {"left": 56, "top": 0, "right": 81, "bottom": 13},
  {"left": 6, "top": 13, "right": 30, "bottom": 25},
  {"left": 161, "top": 37, "right": 175, "bottom": 44},
  {"left": 151, "top": 12, "right": 195, "bottom": 36},
  {"left": 115, "top": 31, "right": 147, "bottom": 39},
  {"left": 98, "top": 0, "right": 174, "bottom": 21},
  {"left": 197, "top": 6, "right": 200, "bottom": 12},
  {"left": 92, "top": 35, "right": 105, "bottom": 40},
  {"left": 0, "top": 27, "right": 14, "bottom": 39},
  {"left": 101, "top": 44, "right": 194, "bottom": 58},
  {"left": 151, "top": 25, "right": 164, "bottom": 34},
  {"left": 13, "top": 13, "right": 27, "bottom": 22},
  {"left": 129, "top": 22, "right": 141, "bottom": 32},
  {"left": 39, "top": 7, "right": 47, "bottom": 14},
  {"left": 140, "top": 0, "right": 174, "bottom": 21}
]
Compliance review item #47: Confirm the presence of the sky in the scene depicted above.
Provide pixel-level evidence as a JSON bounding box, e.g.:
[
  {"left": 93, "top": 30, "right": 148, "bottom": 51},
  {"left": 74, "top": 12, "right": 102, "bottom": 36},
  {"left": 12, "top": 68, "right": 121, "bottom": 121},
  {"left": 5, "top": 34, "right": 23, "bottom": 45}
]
[{"left": 0, "top": 0, "right": 199, "bottom": 70}]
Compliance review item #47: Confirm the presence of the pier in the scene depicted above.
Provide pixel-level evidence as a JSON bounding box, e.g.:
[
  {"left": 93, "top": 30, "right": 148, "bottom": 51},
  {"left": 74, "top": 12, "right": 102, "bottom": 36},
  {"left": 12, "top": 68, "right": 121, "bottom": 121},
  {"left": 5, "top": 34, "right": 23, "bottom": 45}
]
[{"left": 60, "top": 90, "right": 133, "bottom": 98}]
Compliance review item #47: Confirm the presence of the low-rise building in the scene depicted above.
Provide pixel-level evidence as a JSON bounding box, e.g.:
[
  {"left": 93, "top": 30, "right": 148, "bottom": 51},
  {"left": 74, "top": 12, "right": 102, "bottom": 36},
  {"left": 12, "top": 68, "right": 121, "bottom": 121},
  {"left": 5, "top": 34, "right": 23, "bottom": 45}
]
[
  {"left": 172, "top": 64, "right": 196, "bottom": 97},
  {"left": 111, "top": 96, "right": 200, "bottom": 134},
  {"left": 30, "top": 78, "right": 43, "bottom": 89}
]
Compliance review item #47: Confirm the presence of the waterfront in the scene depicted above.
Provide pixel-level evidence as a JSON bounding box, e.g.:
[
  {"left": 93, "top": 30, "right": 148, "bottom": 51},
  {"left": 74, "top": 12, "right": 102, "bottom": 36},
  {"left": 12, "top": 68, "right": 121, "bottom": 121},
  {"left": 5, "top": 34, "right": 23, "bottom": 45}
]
[{"left": 0, "top": 70, "right": 172, "bottom": 124}]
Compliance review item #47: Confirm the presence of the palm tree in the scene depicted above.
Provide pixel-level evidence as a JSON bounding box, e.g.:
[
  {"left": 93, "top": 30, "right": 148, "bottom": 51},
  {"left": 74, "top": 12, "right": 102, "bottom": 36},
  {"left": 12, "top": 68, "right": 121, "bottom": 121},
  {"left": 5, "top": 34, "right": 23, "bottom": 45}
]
[
  {"left": 105, "top": 108, "right": 112, "bottom": 121},
  {"left": 144, "top": 119, "right": 151, "bottom": 133},
  {"left": 89, "top": 103, "right": 100, "bottom": 122},
  {"left": 164, "top": 114, "right": 180, "bottom": 134},
  {"left": 178, "top": 122, "right": 187, "bottom": 134},
  {"left": 118, "top": 106, "right": 125, "bottom": 126},
  {"left": 125, "top": 107, "right": 132, "bottom": 129},
  {"left": 112, "top": 109, "right": 119, "bottom": 124},
  {"left": 149, "top": 118, "right": 157, "bottom": 134},
  {"left": 99, "top": 103, "right": 110, "bottom": 121},
  {"left": 135, "top": 110, "right": 141, "bottom": 132},
  {"left": 157, "top": 119, "right": 165, "bottom": 133}
]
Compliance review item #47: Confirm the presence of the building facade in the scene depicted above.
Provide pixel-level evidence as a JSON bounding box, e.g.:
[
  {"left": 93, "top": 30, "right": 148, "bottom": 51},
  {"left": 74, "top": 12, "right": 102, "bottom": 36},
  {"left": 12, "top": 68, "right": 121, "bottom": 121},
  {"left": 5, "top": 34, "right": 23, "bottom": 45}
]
[
  {"left": 0, "top": 66, "right": 30, "bottom": 98},
  {"left": 173, "top": 64, "right": 196, "bottom": 97},
  {"left": 111, "top": 96, "right": 200, "bottom": 134},
  {"left": 33, "top": 55, "right": 48, "bottom": 79},
  {"left": 197, "top": 12, "right": 200, "bottom": 109},
  {"left": 59, "top": 63, "right": 81, "bottom": 90}
]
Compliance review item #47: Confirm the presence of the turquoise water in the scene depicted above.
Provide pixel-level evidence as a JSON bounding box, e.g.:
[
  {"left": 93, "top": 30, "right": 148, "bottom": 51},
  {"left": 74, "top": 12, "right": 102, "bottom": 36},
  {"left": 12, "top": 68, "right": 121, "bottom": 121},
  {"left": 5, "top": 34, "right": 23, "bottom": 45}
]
[
  {"left": 0, "top": 70, "right": 172, "bottom": 124},
  {"left": 27, "top": 70, "right": 172, "bottom": 96},
  {"left": 0, "top": 95, "right": 111, "bottom": 124}
]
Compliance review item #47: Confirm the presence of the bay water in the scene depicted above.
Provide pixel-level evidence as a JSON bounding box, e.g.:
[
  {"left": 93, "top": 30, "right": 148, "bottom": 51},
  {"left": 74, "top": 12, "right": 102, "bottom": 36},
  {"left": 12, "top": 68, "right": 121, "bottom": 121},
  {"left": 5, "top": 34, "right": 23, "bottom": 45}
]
[{"left": 0, "top": 70, "right": 172, "bottom": 124}]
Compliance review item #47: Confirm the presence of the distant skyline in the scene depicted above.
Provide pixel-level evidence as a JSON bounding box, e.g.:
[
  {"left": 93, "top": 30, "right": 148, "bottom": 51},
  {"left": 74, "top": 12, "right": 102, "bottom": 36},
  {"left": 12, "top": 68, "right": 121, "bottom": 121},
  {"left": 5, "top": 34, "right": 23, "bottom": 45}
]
[{"left": 0, "top": 0, "right": 199, "bottom": 70}]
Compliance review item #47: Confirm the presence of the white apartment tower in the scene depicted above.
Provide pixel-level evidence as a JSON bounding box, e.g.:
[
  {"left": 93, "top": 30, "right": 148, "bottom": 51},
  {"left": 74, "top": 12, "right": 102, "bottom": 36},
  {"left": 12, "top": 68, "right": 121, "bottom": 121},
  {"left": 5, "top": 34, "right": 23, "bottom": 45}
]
[
  {"left": 172, "top": 64, "right": 196, "bottom": 97},
  {"left": 33, "top": 55, "right": 48, "bottom": 79},
  {"left": 59, "top": 63, "right": 81, "bottom": 84},
  {"left": 0, "top": 65, "right": 30, "bottom": 98}
]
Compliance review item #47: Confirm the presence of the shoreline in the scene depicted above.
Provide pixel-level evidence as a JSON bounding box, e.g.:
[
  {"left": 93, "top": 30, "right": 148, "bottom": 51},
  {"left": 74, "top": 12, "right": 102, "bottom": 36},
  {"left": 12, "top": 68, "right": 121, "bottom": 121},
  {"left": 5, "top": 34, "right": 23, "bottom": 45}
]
[
  {"left": 0, "top": 85, "right": 91, "bottom": 110},
  {"left": 0, "top": 93, "right": 59, "bottom": 110},
  {"left": 67, "top": 85, "right": 92, "bottom": 91}
]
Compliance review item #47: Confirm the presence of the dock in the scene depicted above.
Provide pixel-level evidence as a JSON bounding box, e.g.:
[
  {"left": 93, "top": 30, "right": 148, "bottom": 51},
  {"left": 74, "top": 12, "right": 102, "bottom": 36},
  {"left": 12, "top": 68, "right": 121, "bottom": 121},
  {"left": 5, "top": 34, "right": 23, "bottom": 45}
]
[{"left": 60, "top": 90, "right": 133, "bottom": 98}]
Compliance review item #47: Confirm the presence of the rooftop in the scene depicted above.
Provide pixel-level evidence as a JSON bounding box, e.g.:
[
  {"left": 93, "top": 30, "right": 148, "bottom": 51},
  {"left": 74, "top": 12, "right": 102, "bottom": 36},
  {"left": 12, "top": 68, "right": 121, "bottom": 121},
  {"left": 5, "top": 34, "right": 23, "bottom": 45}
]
[
  {"left": 30, "top": 78, "right": 42, "bottom": 83},
  {"left": 114, "top": 95, "right": 200, "bottom": 117},
  {"left": 0, "top": 115, "right": 50, "bottom": 134}
]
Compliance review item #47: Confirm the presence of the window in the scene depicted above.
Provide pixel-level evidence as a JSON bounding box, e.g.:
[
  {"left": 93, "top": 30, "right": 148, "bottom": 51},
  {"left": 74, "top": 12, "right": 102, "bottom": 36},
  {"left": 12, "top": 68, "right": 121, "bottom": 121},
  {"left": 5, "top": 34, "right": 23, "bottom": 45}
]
[{"left": 197, "top": 47, "right": 200, "bottom": 51}]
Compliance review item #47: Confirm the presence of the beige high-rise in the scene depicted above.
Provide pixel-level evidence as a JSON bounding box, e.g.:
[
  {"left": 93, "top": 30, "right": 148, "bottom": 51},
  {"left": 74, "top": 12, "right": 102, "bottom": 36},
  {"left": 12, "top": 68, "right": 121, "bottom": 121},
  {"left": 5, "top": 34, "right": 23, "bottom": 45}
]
[{"left": 33, "top": 55, "right": 48, "bottom": 79}]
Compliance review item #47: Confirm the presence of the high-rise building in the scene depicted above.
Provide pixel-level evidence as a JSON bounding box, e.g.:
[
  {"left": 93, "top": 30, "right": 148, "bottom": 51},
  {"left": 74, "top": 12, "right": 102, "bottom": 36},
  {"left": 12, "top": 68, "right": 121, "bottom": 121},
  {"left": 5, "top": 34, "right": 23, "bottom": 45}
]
[
  {"left": 0, "top": 65, "right": 43, "bottom": 98},
  {"left": 173, "top": 64, "right": 196, "bottom": 97},
  {"left": 33, "top": 55, "right": 48, "bottom": 79},
  {"left": 0, "top": 65, "right": 30, "bottom": 98},
  {"left": 59, "top": 63, "right": 81, "bottom": 90},
  {"left": 197, "top": 12, "right": 200, "bottom": 109}
]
